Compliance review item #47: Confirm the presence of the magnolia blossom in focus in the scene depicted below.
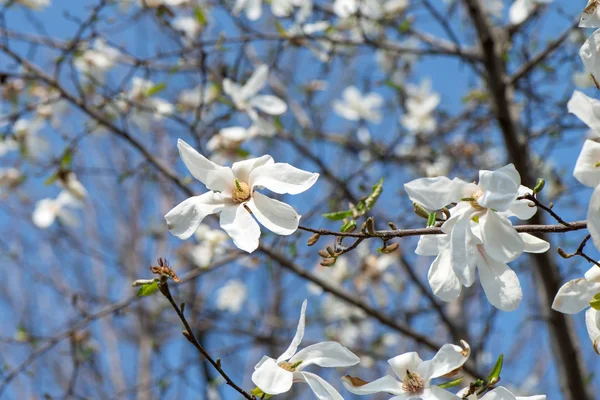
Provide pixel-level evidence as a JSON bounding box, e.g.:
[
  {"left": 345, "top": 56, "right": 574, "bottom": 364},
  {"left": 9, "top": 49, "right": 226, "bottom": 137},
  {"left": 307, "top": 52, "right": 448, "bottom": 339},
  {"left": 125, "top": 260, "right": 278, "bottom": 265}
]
[
  {"left": 251, "top": 300, "right": 360, "bottom": 399},
  {"left": 223, "top": 65, "right": 287, "bottom": 121},
  {"left": 333, "top": 86, "right": 383, "bottom": 124},
  {"left": 459, "top": 386, "right": 546, "bottom": 400},
  {"left": 165, "top": 139, "right": 318, "bottom": 252},
  {"left": 552, "top": 266, "right": 600, "bottom": 354},
  {"left": 405, "top": 164, "right": 547, "bottom": 310},
  {"left": 579, "top": 29, "right": 600, "bottom": 88},
  {"left": 508, "top": 0, "right": 552, "bottom": 25},
  {"left": 342, "top": 341, "right": 470, "bottom": 399},
  {"left": 215, "top": 279, "right": 247, "bottom": 313},
  {"left": 33, "top": 191, "right": 82, "bottom": 229}
]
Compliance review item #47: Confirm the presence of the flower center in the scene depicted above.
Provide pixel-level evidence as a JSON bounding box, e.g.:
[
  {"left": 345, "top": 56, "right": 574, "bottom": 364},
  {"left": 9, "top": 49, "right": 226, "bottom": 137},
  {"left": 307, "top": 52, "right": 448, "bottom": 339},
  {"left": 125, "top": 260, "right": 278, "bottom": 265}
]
[
  {"left": 278, "top": 361, "right": 302, "bottom": 372},
  {"left": 464, "top": 190, "right": 484, "bottom": 210},
  {"left": 402, "top": 370, "right": 425, "bottom": 393},
  {"left": 232, "top": 179, "right": 251, "bottom": 203}
]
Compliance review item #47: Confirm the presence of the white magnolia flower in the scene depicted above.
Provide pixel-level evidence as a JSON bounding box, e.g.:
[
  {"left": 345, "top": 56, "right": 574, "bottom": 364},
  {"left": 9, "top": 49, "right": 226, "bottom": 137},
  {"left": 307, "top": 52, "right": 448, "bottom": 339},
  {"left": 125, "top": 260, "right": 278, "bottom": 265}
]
[
  {"left": 568, "top": 91, "right": 600, "bottom": 135},
  {"left": 459, "top": 386, "right": 545, "bottom": 400},
  {"left": 232, "top": 0, "right": 262, "bottom": 21},
  {"left": 508, "top": 0, "right": 551, "bottom": 25},
  {"left": 0, "top": 137, "right": 18, "bottom": 157},
  {"left": 579, "top": 29, "right": 600, "bottom": 89},
  {"left": 165, "top": 139, "right": 318, "bottom": 252},
  {"left": 177, "top": 84, "right": 219, "bottom": 112},
  {"left": 2, "top": 0, "right": 50, "bottom": 10},
  {"left": 223, "top": 65, "right": 287, "bottom": 121},
  {"left": 342, "top": 341, "right": 470, "bottom": 399},
  {"left": 57, "top": 172, "right": 88, "bottom": 201},
  {"left": 137, "top": 0, "right": 189, "bottom": 7},
  {"left": 581, "top": 0, "right": 600, "bottom": 27},
  {"left": 189, "top": 224, "right": 229, "bottom": 267},
  {"left": 401, "top": 79, "right": 440, "bottom": 135},
  {"left": 118, "top": 77, "right": 174, "bottom": 130},
  {"left": 0, "top": 168, "right": 22, "bottom": 193},
  {"left": 405, "top": 164, "right": 547, "bottom": 310},
  {"left": 173, "top": 16, "right": 204, "bottom": 45},
  {"left": 333, "top": 0, "right": 389, "bottom": 19},
  {"left": 332, "top": 86, "right": 383, "bottom": 123},
  {"left": 13, "top": 119, "right": 49, "bottom": 160},
  {"left": 32, "top": 191, "right": 82, "bottom": 229},
  {"left": 552, "top": 265, "right": 600, "bottom": 353},
  {"left": 215, "top": 279, "right": 247, "bottom": 313},
  {"left": 74, "top": 39, "right": 120, "bottom": 82},
  {"left": 271, "top": 0, "right": 311, "bottom": 19},
  {"left": 252, "top": 300, "right": 360, "bottom": 399}
]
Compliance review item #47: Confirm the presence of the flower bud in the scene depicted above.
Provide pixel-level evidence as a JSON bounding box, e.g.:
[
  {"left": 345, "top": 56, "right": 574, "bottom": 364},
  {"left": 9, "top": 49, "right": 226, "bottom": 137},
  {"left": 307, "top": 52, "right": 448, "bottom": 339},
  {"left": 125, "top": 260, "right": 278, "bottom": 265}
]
[
  {"left": 320, "top": 258, "right": 336, "bottom": 267},
  {"left": 307, "top": 233, "right": 320, "bottom": 246},
  {"left": 380, "top": 243, "right": 399, "bottom": 253},
  {"left": 318, "top": 249, "right": 331, "bottom": 258}
]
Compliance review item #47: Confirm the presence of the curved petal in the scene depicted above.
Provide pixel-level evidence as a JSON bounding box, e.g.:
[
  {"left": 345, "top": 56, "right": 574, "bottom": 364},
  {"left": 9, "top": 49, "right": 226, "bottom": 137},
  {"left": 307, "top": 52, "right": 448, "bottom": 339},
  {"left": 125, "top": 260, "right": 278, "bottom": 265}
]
[
  {"left": 219, "top": 126, "right": 250, "bottom": 142},
  {"left": 295, "top": 372, "right": 343, "bottom": 400},
  {"left": 520, "top": 233, "right": 550, "bottom": 254},
  {"left": 450, "top": 209, "right": 478, "bottom": 287},
  {"left": 419, "top": 343, "right": 469, "bottom": 381},
  {"left": 251, "top": 357, "right": 293, "bottom": 395},
  {"left": 177, "top": 139, "right": 235, "bottom": 194},
  {"left": 277, "top": 299, "right": 307, "bottom": 362},
  {"left": 588, "top": 185, "right": 600, "bottom": 252},
  {"left": 574, "top": 140, "right": 600, "bottom": 188},
  {"left": 289, "top": 342, "right": 360, "bottom": 368},
  {"left": 241, "top": 65, "right": 268, "bottom": 99},
  {"left": 32, "top": 199, "right": 57, "bottom": 228},
  {"left": 231, "top": 155, "right": 274, "bottom": 183},
  {"left": 476, "top": 251, "right": 522, "bottom": 311},
  {"left": 480, "top": 212, "right": 524, "bottom": 263},
  {"left": 388, "top": 352, "right": 423, "bottom": 379},
  {"left": 247, "top": 193, "right": 300, "bottom": 235},
  {"left": 477, "top": 164, "right": 520, "bottom": 212},
  {"left": 404, "top": 176, "right": 456, "bottom": 211},
  {"left": 341, "top": 374, "right": 404, "bottom": 396},
  {"left": 585, "top": 308, "right": 600, "bottom": 355},
  {"left": 249, "top": 163, "right": 319, "bottom": 194},
  {"left": 568, "top": 90, "right": 600, "bottom": 136},
  {"left": 428, "top": 247, "right": 462, "bottom": 302},
  {"left": 425, "top": 386, "right": 462, "bottom": 400},
  {"left": 250, "top": 95, "right": 288, "bottom": 115},
  {"left": 416, "top": 234, "right": 449, "bottom": 256},
  {"left": 333, "top": 100, "right": 361, "bottom": 121},
  {"left": 165, "top": 193, "right": 227, "bottom": 239},
  {"left": 219, "top": 204, "right": 261, "bottom": 253},
  {"left": 551, "top": 276, "right": 600, "bottom": 314},
  {"left": 481, "top": 386, "right": 545, "bottom": 400},
  {"left": 505, "top": 185, "right": 537, "bottom": 220}
]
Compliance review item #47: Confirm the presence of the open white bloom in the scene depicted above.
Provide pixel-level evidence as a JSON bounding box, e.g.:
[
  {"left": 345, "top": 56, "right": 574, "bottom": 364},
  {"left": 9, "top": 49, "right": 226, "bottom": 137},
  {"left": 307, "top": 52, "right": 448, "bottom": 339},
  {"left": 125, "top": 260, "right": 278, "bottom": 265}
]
[
  {"left": 165, "top": 139, "right": 318, "bottom": 252},
  {"left": 32, "top": 191, "right": 82, "bottom": 229},
  {"left": 552, "top": 266, "right": 600, "bottom": 353},
  {"left": 580, "top": 0, "right": 600, "bottom": 27},
  {"left": 333, "top": 86, "right": 383, "bottom": 123},
  {"left": 223, "top": 65, "right": 287, "bottom": 121},
  {"left": 579, "top": 29, "right": 600, "bottom": 89},
  {"left": 215, "top": 279, "right": 247, "bottom": 313},
  {"left": 2, "top": 0, "right": 50, "bottom": 10},
  {"left": 118, "top": 77, "right": 174, "bottom": 130},
  {"left": 74, "top": 39, "right": 120, "bottom": 82},
  {"left": 508, "top": 0, "right": 551, "bottom": 25},
  {"left": 459, "top": 386, "right": 545, "bottom": 400},
  {"left": 406, "top": 164, "right": 547, "bottom": 310},
  {"left": 402, "top": 79, "right": 440, "bottom": 135},
  {"left": 252, "top": 300, "right": 360, "bottom": 399},
  {"left": 342, "top": 341, "right": 470, "bottom": 400}
]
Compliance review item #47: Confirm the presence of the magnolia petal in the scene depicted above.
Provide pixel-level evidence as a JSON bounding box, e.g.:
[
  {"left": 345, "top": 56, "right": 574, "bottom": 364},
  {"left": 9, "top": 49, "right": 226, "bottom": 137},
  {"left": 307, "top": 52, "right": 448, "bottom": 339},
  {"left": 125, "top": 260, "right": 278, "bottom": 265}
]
[
  {"left": 177, "top": 139, "right": 235, "bottom": 194},
  {"left": 165, "top": 193, "right": 226, "bottom": 240},
  {"left": 32, "top": 199, "right": 58, "bottom": 228},
  {"left": 251, "top": 357, "right": 293, "bottom": 395},
  {"left": 588, "top": 185, "right": 600, "bottom": 252},
  {"left": 241, "top": 64, "right": 268, "bottom": 99},
  {"left": 424, "top": 386, "right": 462, "bottom": 400},
  {"left": 551, "top": 275, "right": 600, "bottom": 314},
  {"left": 481, "top": 386, "right": 545, "bottom": 400},
  {"left": 416, "top": 234, "right": 449, "bottom": 256},
  {"left": 219, "top": 204, "right": 261, "bottom": 253},
  {"left": 476, "top": 252, "right": 522, "bottom": 311},
  {"left": 480, "top": 212, "right": 524, "bottom": 263},
  {"left": 568, "top": 91, "right": 600, "bottom": 137},
  {"left": 247, "top": 193, "right": 300, "bottom": 235},
  {"left": 249, "top": 163, "right": 319, "bottom": 194},
  {"left": 428, "top": 247, "right": 462, "bottom": 302},
  {"left": 388, "top": 352, "right": 423, "bottom": 380},
  {"left": 450, "top": 209, "right": 478, "bottom": 287},
  {"left": 295, "top": 372, "right": 343, "bottom": 400},
  {"left": 289, "top": 341, "right": 360, "bottom": 368},
  {"left": 508, "top": 0, "right": 534, "bottom": 25},
  {"left": 219, "top": 126, "right": 250, "bottom": 142},
  {"left": 250, "top": 95, "right": 288, "bottom": 115},
  {"left": 581, "top": 30, "right": 600, "bottom": 88},
  {"left": 581, "top": 1, "right": 600, "bottom": 28},
  {"left": 520, "top": 233, "right": 550, "bottom": 254},
  {"left": 585, "top": 308, "right": 600, "bottom": 355},
  {"left": 505, "top": 185, "right": 537, "bottom": 220},
  {"left": 333, "top": 0, "right": 358, "bottom": 18},
  {"left": 419, "top": 343, "right": 469, "bottom": 381},
  {"left": 341, "top": 374, "right": 404, "bottom": 396},
  {"left": 231, "top": 155, "right": 274, "bottom": 183},
  {"left": 574, "top": 140, "right": 600, "bottom": 188},
  {"left": 278, "top": 299, "right": 307, "bottom": 362},
  {"left": 477, "top": 164, "right": 520, "bottom": 212},
  {"left": 332, "top": 100, "right": 361, "bottom": 121},
  {"left": 404, "top": 176, "right": 457, "bottom": 211}
]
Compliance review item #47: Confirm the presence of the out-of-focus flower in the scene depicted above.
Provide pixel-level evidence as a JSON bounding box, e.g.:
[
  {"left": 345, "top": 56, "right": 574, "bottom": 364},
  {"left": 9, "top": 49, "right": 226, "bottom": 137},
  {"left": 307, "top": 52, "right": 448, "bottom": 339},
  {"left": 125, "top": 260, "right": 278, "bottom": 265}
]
[
  {"left": 177, "top": 84, "right": 219, "bottom": 112},
  {"left": 333, "top": 86, "right": 383, "bottom": 123},
  {"left": 189, "top": 224, "right": 229, "bottom": 267},
  {"left": 458, "top": 386, "right": 546, "bottom": 400},
  {"left": 74, "top": 39, "right": 120, "bottom": 82},
  {"left": 401, "top": 79, "right": 440, "bottom": 135},
  {"left": 57, "top": 172, "right": 88, "bottom": 201},
  {"left": 215, "top": 279, "right": 247, "bottom": 313},
  {"left": 117, "top": 77, "right": 174, "bottom": 130},
  {"left": 13, "top": 119, "right": 50, "bottom": 160},
  {"left": 2, "top": 0, "right": 50, "bottom": 10},
  {"left": 509, "top": 0, "right": 552, "bottom": 25},
  {"left": 32, "top": 191, "right": 82, "bottom": 228},
  {"left": 173, "top": 16, "right": 205, "bottom": 45},
  {"left": 232, "top": 0, "right": 262, "bottom": 21}
]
